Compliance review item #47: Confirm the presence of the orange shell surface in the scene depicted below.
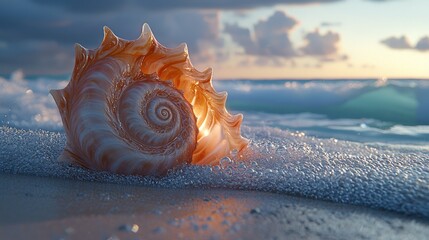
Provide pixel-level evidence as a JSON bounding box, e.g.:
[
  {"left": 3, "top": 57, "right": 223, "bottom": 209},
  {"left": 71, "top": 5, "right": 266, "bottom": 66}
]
[{"left": 50, "top": 24, "right": 248, "bottom": 176}]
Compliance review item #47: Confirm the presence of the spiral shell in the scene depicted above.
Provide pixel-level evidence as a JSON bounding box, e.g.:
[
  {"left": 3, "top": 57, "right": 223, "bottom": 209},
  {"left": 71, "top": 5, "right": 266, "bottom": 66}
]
[{"left": 50, "top": 24, "right": 248, "bottom": 176}]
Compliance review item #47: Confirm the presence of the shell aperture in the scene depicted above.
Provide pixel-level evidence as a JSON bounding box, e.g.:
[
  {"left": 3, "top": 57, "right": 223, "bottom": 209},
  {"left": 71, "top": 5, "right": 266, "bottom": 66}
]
[{"left": 50, "top": 24, "right": 248, "bottom": 176}]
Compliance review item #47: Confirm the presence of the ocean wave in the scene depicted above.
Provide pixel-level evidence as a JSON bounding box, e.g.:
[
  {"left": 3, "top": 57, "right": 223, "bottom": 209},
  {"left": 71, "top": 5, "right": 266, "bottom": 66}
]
[
  {"left": 215, "top": 79, "right": 429, "bottom": 125},
  {"left": 242, "top": 112, "right": 429, "bottom": 145},
  {"left": 1, "top": 71, "right": 429, "bottom": 131}
]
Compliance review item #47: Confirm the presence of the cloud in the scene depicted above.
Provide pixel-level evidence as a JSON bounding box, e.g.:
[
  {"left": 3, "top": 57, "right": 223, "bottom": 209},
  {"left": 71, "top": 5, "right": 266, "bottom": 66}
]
[
  {"left": 29, "top": 0, "right": 399, "bottom": 13},
  {"left": 32, "top": 0, "right": 125, "bottom": 13},
  {"left": 0, "top": 0, "right": 392, "bottom": 75},
  {"left": 145, "top": 11, "right": 221, "bottom": 54},
  {"left": 0, "top": 41, "right": 74, "bottom": 75},
  {"left": 0, "top": 0, "right": 222, "bottom": 74},
  {"left": 415, "top": 36, "right": 429, "bottom": 51},
  {"left": 380, "top": 36, "right": 412, "bottom": 49},
  {"left": 225, "top": 11, "right": 297, "bottom": 58},
  {"left": 224, "top": 24, "right": 255, "bottom": 54},
  {"left": 0, "top": 1, "right": 220, "bottom": 50},
  {"left": 30, "top": 0, "right": 342, "bottom": 13},
  {"left": 301, "top": 29, "right": 341, "bottom": 56},
  {"left": 300, "top": 29, "right": 346, "bottom": 64},
  {"left": 0, "top": 0, "right": 115, "bottom": 47},
  {"left": 0, "top": 41, "right": 7, "bottom": 49},
  {"left": 255, "top": 11, "right": 297, "bottom": 32},
  {"left": 30, "top": 0, "right": 397, "bottom": 12},
  {"left": 225, "top": 12, "right": 347, "bottom": 66},
  {"left": 253, "top": 11, "right": 297, "bottom": 57},
  {"left": 381, "top": 35, "right": 429, "bottom": 52}
]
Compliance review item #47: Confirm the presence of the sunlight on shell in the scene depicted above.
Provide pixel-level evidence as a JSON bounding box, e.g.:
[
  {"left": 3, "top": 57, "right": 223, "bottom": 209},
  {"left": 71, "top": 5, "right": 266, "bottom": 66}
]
[{"left": 50, "top": 24, "right": 248, "bottom": 176}]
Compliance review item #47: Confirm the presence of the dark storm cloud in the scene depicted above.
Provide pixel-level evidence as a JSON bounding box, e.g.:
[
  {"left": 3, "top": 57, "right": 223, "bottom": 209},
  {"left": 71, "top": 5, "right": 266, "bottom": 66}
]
[
  {"left": 0, "top": 0, "right": 109, "bottom": 46},
  {"left": 0, "top": 1, "right": 219, "bottom": 49},
  {"left": 0, "top": 41, "right": 74, "bottom": 74},
  {"left": 381, "top": 35, "right": 429, "bottom": 52},
  {"left": 30, "top": 0, "right": 342, "bottom": 13},
  {"left": 30, "top": 0, "right": 399, "bottom": 13},
  {"left": 225, "top": 11, "right": 297, "bottom": 57},
  {"left": 0, "top": 0, "right": 221, "bottom": 74},
  {"left": 32, "top": 0, "right": 125, "bottom": 13}
]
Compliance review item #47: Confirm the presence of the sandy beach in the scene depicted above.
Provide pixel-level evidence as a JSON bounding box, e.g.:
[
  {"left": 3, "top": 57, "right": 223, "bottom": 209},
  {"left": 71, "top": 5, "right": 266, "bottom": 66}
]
[{"left": 1, "top": 173, "right": 428, "bottom": 240}]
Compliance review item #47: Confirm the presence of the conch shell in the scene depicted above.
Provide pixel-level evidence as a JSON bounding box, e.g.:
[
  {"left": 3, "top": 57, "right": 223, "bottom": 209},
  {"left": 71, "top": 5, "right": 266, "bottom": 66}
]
[{"left": 50, "top": 24, "right": 248, "bottom": 176}]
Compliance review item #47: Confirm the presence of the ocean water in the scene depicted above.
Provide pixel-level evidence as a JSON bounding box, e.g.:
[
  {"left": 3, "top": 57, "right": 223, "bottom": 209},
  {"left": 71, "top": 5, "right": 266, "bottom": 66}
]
[{"left": 1, "top": 71, "right": 428, "bottom": 218}]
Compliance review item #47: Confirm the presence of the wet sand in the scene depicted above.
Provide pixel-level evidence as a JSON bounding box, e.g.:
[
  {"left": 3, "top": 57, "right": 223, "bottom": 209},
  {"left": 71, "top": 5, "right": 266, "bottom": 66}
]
[{"left": 0, "top": 173, "right": 428, "bottom": 240}]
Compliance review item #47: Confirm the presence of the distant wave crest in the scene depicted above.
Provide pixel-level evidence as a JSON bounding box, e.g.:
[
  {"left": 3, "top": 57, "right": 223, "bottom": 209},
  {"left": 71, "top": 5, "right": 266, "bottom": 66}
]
[
  {"left": 215, "top": 79, "right": 429, "bottom": 125},
  {"left": 1, "top": 71, "right": 429, "bottom": 130}
]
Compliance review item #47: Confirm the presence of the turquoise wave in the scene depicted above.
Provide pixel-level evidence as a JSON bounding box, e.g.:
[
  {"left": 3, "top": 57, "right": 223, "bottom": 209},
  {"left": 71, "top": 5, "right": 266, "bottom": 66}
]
[{"left": 216, "top": 80, "right": 429, "bottom": 125}]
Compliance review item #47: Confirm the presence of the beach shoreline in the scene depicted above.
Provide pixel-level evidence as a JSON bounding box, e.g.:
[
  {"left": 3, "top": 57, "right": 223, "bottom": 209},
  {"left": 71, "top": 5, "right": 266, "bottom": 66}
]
[{"left": 1, "top": 173, "right": 428, "bottom": 239}]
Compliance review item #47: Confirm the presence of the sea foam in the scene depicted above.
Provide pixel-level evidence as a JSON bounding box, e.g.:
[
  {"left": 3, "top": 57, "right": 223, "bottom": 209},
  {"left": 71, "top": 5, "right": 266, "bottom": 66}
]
[{"left": 1, "top": 126, "right": 428, "bottom": 218}]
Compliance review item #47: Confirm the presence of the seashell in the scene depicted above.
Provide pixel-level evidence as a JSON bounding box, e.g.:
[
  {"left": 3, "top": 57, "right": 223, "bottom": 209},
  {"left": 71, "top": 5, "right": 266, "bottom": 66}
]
[{"left": 50, "top": 24, "right": 248, "bottom": 176}]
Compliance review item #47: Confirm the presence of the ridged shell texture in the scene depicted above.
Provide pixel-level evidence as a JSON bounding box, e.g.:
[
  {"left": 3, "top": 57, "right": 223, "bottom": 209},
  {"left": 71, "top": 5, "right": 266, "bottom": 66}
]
[{"left": 51, "top": 24, "right": 248, "bottom": 176}]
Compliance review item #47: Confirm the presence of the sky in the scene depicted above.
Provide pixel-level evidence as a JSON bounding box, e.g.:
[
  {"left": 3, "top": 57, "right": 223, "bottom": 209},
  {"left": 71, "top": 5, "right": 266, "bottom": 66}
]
[{"left": 0, "top": 0, "right": 428, "bottom": 80}]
